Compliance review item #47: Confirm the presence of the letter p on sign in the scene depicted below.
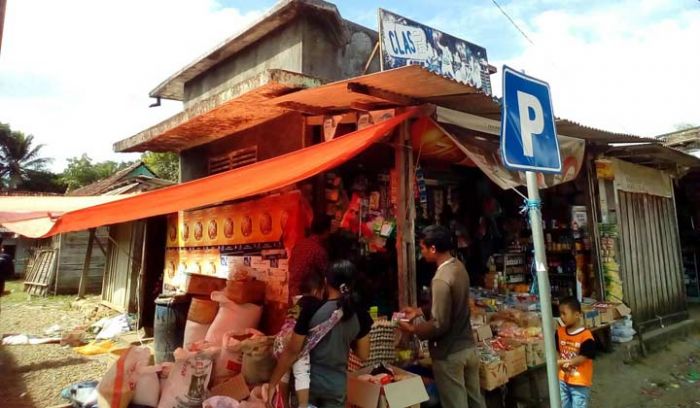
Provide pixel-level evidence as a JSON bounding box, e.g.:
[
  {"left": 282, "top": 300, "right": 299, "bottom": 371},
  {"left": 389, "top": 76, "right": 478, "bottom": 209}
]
[
  {"left": 516, "top": 91, "right": 544, "bottom": 157},
  {"left": 500, "top": 66, "right": 561, "bottom": 174}
]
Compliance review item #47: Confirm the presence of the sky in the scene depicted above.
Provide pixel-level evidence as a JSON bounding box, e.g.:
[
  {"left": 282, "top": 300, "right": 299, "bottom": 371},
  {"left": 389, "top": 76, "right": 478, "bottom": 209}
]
[{"left": 1, "top": 0, "right": 699, "bottom": 172}]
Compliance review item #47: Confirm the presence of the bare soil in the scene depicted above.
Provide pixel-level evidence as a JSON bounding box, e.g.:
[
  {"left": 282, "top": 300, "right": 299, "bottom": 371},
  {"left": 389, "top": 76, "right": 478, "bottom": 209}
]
[
  {"left": 591, "top": 332, "right": 700, "bottom": 408},
  {"left": 0, "top": 280, "right": 112, "bottom": 408}
]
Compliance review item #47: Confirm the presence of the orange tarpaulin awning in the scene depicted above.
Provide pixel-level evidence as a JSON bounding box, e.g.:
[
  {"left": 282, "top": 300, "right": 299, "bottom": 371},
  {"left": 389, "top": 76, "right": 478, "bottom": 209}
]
[{"left": 0, "top": 110, "right": 416, "bottom": 238}]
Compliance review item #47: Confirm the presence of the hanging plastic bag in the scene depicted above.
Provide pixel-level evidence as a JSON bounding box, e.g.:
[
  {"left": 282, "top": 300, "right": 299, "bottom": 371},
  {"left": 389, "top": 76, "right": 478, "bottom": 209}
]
[
  {"left": 205, "top": 291, "right": 263, "bottom": 346},
  {"left": 157, "top": 347, "right": 215, "bottom": 408},
  {"left": 96, "top": 346, "right": 151, "bottom": 408}
]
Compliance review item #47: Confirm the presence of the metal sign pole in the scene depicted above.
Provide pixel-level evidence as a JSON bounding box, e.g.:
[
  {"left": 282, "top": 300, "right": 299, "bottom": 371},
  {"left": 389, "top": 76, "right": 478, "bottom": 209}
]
[{"left": 525, "top": 171, "right": 561, "bottom": 408}]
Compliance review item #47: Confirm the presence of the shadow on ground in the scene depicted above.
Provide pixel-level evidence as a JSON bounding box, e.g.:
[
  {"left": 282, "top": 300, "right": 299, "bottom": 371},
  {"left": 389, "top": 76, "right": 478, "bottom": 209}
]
[{"left": 0, "top": 345, "right": 35, "bottom": 408}]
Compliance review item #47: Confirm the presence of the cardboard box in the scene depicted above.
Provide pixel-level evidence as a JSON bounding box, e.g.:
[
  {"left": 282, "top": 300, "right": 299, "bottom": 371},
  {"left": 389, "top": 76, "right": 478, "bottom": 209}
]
[
  {"left": 209, "top": 374, "right": 250, "bottom": 401},
  {"left": 597, "top": 307, "right": 615, "bottom": 324},
  {"left": 583, "top": 310, "right": 600, "bottom": 328},
  {"left": 347, "top": 366, "right": 428, "bottom": 408},
  {"left": 613, "top": 303, "right": 631, "bottom": 320},
  {"left": 498, "top": 342, "right": 528, "bottom": 378},
  {"left": 472, "top": 324, "right": 493, "bottom": 342},
  {"left": 184, "top": 273, "right": 226, "bottom": 296},
  {"left": 479, "top": 360, "right": 508, "bottom": 391},
  {"left": 471, "top": 314, "right": 487, "bottom": 326},
  {"left": 513, "top": 338, "right": 546, "bottom": 368}
]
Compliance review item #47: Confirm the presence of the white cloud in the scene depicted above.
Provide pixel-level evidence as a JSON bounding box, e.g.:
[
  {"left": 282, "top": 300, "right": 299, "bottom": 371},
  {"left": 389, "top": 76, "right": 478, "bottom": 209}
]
[
  {"left": 491, "top": 1, "right": 700, "bottom": 137},
  {"left": 0, "top": 0, "right": 263, "bottom": 171}
]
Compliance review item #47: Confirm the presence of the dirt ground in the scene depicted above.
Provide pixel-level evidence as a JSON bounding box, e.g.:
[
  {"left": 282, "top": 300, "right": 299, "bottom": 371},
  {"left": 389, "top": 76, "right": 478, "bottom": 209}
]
[
  {"left": 590, "top": 331, "right": 700, "bottom": 408},
  {"left": 0, "top": 278, "right": 698, "bottom": 408},
  {"left": 0, "top": 280, "right": 112, "bottom": 408}
]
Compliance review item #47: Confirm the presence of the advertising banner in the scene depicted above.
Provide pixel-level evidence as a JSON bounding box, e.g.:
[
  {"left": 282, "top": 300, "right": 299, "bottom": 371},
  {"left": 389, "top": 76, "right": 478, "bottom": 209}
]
[{"left": 379, "top": 9, "right": 492, "bottom": 94}]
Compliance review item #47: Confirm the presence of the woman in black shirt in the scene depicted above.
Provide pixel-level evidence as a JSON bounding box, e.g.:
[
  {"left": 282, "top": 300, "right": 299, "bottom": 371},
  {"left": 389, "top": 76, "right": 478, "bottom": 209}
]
[{"left": 268, "top": 260, "right": 373, "bottom": 408}]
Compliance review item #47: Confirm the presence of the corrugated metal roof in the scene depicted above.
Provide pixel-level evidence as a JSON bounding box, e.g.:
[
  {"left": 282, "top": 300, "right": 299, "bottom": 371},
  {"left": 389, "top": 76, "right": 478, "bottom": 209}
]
[
  {"left": 555, "top": 119, "right": 652, "bottom": 144},
  {"left": 605, "top": 143, "right": 700, "bottom": 173},
  {"left": 115, "top": 70, "right": 321, "bottom": 153},
  {"left": 268, "top": 65, "right": 501, "bottom": 118},
  {"left": 150, "top": 0, "right": 346, "bottom": 101},
  {"left": 68, "top": 161, "right": 147, "bottom": 196}
]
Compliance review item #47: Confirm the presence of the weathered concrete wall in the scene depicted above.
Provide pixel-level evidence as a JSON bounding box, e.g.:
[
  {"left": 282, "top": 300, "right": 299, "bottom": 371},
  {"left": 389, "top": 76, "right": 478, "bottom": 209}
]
[
  {"left": 302, "top": 19, "right": 379, "bottom": 82},
  {"left": 184, "top": 23, "right": 304, "bottom": 107},
  {"left": 183, "top": 18, "right": 379, "bottom": 108},
  {"left": 180, "top": 112, "right": 304, "bottom": 182}
]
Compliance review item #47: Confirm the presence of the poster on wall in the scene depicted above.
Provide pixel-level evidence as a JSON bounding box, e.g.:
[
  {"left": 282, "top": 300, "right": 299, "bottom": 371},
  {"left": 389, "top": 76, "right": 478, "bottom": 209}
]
[
  {"left": 163, "top": 191, "right": 310, "bottom": 296},
  {"left": 378, "top": 9, "right": 492, "bottom": 94}
]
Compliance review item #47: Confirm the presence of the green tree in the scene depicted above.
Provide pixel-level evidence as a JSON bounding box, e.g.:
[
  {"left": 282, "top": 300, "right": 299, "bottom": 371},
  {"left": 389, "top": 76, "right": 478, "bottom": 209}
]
[
  {"left": 60, "top": 154, "right": 134, "bottom": 191},
  {"left": 142, "top": 151, "right": 179, "bottom": 182},
  {"left": 18, "top": 170, "right": 66, "bottom": 193},
  {"left": 0, "top": 123, "right": 52, "bottom": 190}
]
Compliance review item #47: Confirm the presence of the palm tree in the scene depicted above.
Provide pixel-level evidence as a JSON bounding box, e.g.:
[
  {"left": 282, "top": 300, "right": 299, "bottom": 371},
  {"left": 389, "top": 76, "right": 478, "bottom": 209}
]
[{"left": 0, "top": 123, "right": 52, "bottom": 190}]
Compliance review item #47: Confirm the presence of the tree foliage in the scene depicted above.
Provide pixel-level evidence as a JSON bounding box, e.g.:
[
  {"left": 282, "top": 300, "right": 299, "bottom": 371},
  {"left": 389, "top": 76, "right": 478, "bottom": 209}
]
[
  {"left": 60, "top": 154, "right": 134, "bottom": 191},
  {"left": 0, "top": 123, "right": 52, "bottom": 190},
  {"left": 141, "top": 151, "right": 179, "bottom": 182}
]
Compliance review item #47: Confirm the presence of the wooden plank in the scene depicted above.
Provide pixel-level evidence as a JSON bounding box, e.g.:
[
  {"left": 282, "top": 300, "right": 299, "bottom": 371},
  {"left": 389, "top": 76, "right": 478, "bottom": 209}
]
[
  {"left": 77, "top": 228, "right": 96, "bottom": 299},
  {"left": 395, "top": 116, "right": 417, "bottom": 308},
  {"left": 347, "top": 82, "right": 419, "bottom": 106}
]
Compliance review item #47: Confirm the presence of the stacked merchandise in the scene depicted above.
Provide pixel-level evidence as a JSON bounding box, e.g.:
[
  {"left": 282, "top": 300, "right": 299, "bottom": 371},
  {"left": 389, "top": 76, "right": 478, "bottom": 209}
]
[
  {"left": 599, "top": 223, "right": 624, "bottom": 302},
  {"left": 471, "top": 292, "right": 547, "bottom": 389}
]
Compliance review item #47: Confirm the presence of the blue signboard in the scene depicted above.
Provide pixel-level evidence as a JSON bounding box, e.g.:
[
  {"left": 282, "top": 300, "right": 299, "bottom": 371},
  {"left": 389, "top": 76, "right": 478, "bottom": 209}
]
[
  {"left": 500, "top": 66, "right": 561, "bottom": 173},
  {"left": 378, "top": 9, "right": 492, "bottom": 95}
]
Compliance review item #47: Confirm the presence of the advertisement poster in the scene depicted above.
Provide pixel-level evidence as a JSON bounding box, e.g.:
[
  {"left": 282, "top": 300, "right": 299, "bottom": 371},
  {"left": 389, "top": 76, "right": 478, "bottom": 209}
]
[
  {"left": 411, "top": 118, "right": 585, "bottom": 190},
  {"left": 163, "top": 191, "right": 309, "bottom": 296},
  {"left": 379, "top": 9, "right": 492, "bottom": 94}
]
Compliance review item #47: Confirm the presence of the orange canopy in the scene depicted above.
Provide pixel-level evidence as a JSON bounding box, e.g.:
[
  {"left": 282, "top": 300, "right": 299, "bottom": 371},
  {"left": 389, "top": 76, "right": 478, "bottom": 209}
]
[{"left": 1, "top": 110, "right": 416, "bottom": 238}]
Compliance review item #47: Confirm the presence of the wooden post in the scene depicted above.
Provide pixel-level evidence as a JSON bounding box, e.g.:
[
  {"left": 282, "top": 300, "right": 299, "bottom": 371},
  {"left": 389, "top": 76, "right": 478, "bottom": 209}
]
[
  {"left": 77, "top": 228, "right": 96, "bottom": 299},
  {"left": 396, "top": 117, "right": 417, "bottom": 308}
]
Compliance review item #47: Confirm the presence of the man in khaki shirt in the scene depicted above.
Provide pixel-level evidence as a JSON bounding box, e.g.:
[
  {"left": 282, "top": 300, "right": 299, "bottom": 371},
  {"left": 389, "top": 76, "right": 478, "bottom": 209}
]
[{"left": 400, "top": 225, "right": 484, "bottom": 408}]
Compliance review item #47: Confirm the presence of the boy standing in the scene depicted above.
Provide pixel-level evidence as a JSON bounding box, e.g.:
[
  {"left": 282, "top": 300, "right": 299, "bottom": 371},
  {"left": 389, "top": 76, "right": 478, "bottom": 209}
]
[{"left": 556, "top": 297, "right": 596, "bottom": 408}]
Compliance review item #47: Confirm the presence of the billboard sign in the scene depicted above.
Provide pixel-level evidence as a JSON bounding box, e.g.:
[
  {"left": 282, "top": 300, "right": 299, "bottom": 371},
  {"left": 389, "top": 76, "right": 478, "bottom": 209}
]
[{"left": 378, "top": 9, "right": 492, "bottom": 94}]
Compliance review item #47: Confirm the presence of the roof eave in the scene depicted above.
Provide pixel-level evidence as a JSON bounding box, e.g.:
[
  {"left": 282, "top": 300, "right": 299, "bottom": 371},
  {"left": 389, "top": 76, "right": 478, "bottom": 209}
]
[{"left": 116, "top": 69, "right": 322, "bottom": 153}]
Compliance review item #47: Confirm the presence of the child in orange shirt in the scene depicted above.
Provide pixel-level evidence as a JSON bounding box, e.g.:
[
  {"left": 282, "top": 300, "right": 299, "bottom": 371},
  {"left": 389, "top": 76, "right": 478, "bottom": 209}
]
[{"left": 556, "top": 297, "right": 596, "bottom": 408}]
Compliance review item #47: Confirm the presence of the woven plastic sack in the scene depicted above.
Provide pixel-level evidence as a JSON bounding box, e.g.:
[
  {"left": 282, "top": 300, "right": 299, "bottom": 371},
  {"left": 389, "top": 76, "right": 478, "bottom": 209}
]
[
  {"left": 157, "top": 347, "right": 215, "bottom": 408},
  {"left": 96, "top": 346, "right": 150, "bottom": 408}
]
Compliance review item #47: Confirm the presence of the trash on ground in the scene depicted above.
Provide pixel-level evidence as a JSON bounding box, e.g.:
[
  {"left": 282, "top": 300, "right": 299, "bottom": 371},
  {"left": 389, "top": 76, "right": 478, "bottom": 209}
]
[
  {"left": 44, "top": 324, "right": 63, "bottom": 337},
  {"left": 74, "top": 340, "right": 115, "bottom": 356},
  {"left": 2, "top": 334, "right": 61, "bottom": 345},
  {"left": 60, "top": 380, "right": 98, "bottom": 408},
  {"left": 94, "top": 314, "right": 132, "bottom": 340}
]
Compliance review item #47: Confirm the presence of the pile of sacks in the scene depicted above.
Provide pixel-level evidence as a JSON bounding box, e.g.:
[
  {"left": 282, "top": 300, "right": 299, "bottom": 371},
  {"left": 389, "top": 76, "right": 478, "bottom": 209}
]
[
  {"left": 95, "top": 275, "right": 274, "bottom": 408},
  {"left": 96, "top": 328, "right": 277, "bottom": 408}
]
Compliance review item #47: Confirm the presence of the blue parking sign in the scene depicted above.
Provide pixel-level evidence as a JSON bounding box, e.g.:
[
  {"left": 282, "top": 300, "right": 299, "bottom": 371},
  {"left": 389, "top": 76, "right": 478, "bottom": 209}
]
[{"left": 500, "top": 66, "right": 561, "bottom": 173}]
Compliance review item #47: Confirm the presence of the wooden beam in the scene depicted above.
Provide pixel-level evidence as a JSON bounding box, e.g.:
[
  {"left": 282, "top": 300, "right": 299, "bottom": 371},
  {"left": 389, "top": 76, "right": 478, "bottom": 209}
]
[
  {"left": 396, "top": 114, "right": 417, "bottom": 308},
  {"left": 0, "top": 0, "right": 6, "bottom": 56},
  {"left": 350, "top": 101, "right": 378, "bottom": 112},
  {"left": 77, "top": 228, "right": 96, "bottom": 299},
  {"left": 347, "top": 82, "right": 419, "bottom": 106},
  {"left": 306, "top": 112, "right": 358, "bottom": 126},
  {"left": 93, "top": 235, "right": 108, "bottom": 257},
  {"left": 277, "top": 101, "right": 329, "bottom": 116},
  {"left": 362, "top": 41, "right": 379, "bottom": 75}
]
